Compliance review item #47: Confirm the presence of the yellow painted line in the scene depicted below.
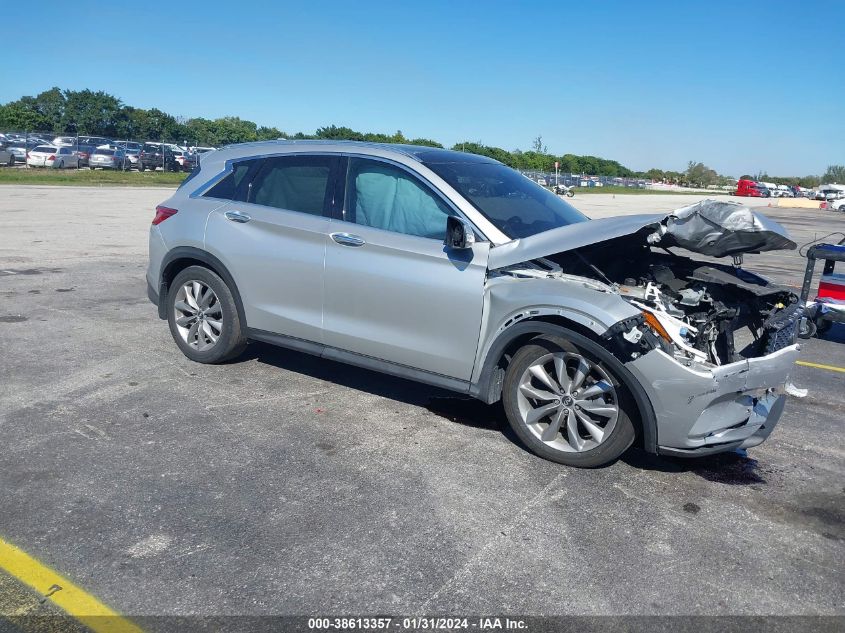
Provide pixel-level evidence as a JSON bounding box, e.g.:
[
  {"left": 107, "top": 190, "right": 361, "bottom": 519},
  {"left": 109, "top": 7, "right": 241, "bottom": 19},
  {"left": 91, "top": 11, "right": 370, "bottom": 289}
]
[
  {"left": 796, "top": 360, "right": 845, "bottom": 374},
  {"left": 0, "top": 536, "right": 143, "bottom": 633}
]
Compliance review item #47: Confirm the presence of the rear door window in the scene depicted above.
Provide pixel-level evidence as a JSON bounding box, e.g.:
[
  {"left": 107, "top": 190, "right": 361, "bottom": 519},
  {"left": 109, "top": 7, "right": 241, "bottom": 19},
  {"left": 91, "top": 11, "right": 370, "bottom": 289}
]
[{"left": 247, "top": 155, "right": 333, "bottom": 216}]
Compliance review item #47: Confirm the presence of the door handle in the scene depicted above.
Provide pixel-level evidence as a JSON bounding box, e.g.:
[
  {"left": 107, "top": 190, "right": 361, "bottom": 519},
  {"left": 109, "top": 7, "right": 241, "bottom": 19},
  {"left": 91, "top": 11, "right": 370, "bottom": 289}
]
[
  {"left": 224, "top": 210, "right": 251, "bottom": 223},
  {"left": 331, "top": 232, "right": 365, "bottom": 247}
]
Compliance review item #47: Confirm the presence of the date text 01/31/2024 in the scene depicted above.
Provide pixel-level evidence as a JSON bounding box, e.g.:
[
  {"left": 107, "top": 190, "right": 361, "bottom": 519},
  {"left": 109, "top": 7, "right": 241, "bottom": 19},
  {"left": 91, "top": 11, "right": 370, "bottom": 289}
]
[{"left": 308, "top": 617, "right": 528, "bottom": 630}]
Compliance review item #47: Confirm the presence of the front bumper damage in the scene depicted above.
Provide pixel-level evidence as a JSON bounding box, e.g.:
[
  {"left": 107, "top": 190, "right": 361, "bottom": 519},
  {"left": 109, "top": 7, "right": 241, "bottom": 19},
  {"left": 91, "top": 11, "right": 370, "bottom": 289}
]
[{"left": 625, "top": 344, "right": 800, "bottom": 456}]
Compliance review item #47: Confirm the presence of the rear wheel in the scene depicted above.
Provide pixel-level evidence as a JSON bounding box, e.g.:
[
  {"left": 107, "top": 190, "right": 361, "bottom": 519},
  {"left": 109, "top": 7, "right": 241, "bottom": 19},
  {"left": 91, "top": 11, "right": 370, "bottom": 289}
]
[
  {"left": 502, "top": 333, "right": 637, "bottom": 467},
  {"left": 167, "top": 266, "right": 247, "bottom": 364}
]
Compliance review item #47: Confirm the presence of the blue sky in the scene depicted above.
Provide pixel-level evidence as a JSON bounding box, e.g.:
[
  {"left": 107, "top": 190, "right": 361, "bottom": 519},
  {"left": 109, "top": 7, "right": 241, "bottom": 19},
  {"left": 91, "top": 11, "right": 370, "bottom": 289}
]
[{"left": 2, "top": 1, "right": 842, "bottom": 176}]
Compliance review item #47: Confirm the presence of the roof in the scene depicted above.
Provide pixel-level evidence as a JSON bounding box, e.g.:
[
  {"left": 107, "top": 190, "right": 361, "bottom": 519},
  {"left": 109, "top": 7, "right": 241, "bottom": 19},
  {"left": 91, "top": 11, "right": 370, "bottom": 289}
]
[{"left": 218, "top": 139, "right": 501, "bottom": 164}]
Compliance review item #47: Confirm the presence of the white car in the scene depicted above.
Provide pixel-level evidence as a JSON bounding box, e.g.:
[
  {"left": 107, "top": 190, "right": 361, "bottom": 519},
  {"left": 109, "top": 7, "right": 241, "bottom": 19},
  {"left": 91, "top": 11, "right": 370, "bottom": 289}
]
[
  {"left": 830, "top": 198, "right": 845, "bottom": 211},
  {"left": 26, "top": 146, "right": 78, "bottom": 168}
]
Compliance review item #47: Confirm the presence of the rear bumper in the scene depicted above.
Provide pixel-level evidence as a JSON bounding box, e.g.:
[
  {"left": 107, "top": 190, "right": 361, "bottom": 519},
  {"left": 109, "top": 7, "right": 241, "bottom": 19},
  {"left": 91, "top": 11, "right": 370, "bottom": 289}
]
[{"left": 626, "top": 344, "right": 800, "bottom": 456}]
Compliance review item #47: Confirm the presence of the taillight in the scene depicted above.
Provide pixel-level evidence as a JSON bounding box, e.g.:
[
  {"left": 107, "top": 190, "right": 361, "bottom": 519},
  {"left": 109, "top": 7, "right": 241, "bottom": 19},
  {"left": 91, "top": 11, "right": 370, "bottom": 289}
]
[
  {"left": 152, "top": 206, "right": 178, "bottom": 225},
  {"left": 47, "top": 155, "right": 56, "bottom": 161}
]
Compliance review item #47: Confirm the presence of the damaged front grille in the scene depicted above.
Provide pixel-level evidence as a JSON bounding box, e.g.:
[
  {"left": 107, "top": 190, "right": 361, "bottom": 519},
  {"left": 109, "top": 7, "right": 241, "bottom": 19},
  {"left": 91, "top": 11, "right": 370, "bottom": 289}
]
[{"left": 762, "top": 302, "right": 802, "bottom": 354}]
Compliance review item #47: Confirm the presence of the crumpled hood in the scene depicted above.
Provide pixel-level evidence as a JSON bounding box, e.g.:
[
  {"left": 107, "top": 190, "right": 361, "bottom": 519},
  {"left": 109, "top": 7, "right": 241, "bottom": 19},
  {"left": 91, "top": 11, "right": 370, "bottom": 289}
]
[{"left": 487, "top": 199, "right": 796, "bottom": 270}]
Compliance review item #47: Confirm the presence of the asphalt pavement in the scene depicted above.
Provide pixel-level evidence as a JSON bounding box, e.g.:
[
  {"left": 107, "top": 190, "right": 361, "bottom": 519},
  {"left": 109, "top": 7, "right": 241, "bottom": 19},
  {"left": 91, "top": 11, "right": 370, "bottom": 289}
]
[{"left": 0, "top": 187, "right": 842, "bottom": 626}]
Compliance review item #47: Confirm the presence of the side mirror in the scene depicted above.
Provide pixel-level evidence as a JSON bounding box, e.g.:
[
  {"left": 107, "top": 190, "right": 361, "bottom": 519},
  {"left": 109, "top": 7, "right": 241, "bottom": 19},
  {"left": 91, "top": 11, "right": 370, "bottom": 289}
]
[{"left": 444, "top": 216, "right": 476, "bottom": 249}]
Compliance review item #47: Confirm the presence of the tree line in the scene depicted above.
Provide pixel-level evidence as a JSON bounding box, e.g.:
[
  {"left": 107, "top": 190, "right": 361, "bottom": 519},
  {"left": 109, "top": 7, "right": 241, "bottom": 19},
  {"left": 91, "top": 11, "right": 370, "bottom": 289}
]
[{"left": 0, "top": 88, "right": 839, "bottom": 184}]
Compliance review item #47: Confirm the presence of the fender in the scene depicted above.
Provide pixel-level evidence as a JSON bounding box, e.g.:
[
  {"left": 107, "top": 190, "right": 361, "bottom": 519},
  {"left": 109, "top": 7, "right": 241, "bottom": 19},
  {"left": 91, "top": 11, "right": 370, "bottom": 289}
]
[
  {"left": 157, "top": 246, "right": 247, "bottom": 328},
  {"left": 469, "top": 321, "right": 658, "bottom": 454}
]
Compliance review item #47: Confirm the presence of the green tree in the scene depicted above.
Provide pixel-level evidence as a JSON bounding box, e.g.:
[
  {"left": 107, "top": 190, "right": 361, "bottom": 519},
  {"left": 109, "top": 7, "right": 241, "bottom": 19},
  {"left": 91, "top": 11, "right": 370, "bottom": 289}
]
[
  {"left": 60, "top": 89, "right": 124, "bottom": 135},
  {"left": 821, "top": 165, "right": 845, "bottom": 184},
  {"left": 685, "top": 161, "right": 718, "bottom": 187},
  {"left": 0, "top": 103, "right": 51, "bottom": 132}
]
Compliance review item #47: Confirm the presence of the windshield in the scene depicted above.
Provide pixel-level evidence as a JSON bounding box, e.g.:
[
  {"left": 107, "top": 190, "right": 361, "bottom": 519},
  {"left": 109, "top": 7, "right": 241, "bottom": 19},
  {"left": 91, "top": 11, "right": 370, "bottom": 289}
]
[{"left": 424, "top": 161, "right": 588, "bottom": 239}]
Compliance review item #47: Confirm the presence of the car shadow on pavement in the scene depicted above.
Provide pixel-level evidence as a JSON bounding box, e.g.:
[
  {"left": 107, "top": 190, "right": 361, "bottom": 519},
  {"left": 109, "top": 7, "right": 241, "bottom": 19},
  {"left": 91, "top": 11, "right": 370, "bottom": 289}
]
[
  {"left": 623, "top": 447, "right": 767, "bottom": 485},
  {"left": 240, "top": 341, "right": 510, "bottom": 436}
]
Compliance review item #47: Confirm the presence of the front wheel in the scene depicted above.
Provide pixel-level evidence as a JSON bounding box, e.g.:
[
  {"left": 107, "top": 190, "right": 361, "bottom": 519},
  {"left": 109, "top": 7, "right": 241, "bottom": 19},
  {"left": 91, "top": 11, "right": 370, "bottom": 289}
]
[
  {"left": 167, "top": 266, "right": 247, "bottom": 364},
  {"left": 502, "top": 333, "right": 637, "bottom": 467}
]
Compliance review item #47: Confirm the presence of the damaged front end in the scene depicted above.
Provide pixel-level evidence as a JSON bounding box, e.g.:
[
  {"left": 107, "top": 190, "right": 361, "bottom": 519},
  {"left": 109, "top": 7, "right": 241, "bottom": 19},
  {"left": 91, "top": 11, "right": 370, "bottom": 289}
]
[{"left": 490, "top": 200, "right": 802, "bottom": 455}]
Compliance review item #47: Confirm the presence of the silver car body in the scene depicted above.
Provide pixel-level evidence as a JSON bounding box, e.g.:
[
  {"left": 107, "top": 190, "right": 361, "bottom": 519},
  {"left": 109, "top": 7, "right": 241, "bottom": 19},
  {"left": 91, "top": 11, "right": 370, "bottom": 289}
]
[
  {"left": 89, "top": 148, "right": 127, "bottom": 169},
  {"left": 0, "top": 144, "right": 14, "bottom": 165},
  {"left": 26, "top": 145, "right": 78, "bottom": 168},
  {"left": 147, "top": 141, "right": 799, "bottom": 457}
]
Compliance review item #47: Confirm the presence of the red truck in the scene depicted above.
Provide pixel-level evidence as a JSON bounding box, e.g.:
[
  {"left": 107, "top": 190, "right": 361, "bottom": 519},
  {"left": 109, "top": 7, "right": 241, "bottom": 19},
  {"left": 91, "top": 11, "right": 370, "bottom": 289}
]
[{"left": 736, "top": 179, "right": 766, "bottom": 197}]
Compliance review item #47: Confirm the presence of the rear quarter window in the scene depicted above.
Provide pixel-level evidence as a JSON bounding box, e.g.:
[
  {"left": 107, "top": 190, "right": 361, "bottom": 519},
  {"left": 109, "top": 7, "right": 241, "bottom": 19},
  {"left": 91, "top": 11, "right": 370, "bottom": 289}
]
[{"left": 201, "top": 160, "right": 256, "bottom": 200}]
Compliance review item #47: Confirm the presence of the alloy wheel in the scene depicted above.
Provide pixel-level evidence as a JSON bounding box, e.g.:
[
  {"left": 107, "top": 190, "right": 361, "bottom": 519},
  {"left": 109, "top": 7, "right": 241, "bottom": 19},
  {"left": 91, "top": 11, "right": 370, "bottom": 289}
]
[
  {"left": 173, "top": 281, "right": 223, "bottom": 351},
  {"left": 516, "top": 351, "right": 619, "bottom": 452}
]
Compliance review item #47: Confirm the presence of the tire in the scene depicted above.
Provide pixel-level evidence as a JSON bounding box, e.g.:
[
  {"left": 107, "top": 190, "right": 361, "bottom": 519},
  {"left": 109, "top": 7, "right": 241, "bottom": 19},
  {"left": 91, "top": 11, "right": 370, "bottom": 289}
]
[
  {"left": 797, "top": 317, "right": 816, "bottom": 339},
  {"left": 567, "top": 191, "right": 575, "bottom": 197},
  {"left": 502, "top": 332, "right": 637, "bottom": 467},
  {"left": 167, "top": 266, "right": 247, "bottom": 364},
  {"left": 7, "top": 155, "right": 13, "bottom": 166},
  {"left": 138, "top": 162, "right": 145, "bottom": 172}
]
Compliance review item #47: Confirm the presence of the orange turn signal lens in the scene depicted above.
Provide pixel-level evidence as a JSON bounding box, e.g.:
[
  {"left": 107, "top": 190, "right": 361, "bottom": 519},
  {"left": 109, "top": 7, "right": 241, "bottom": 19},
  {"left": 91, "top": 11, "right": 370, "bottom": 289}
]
[{"left": 642, "top": 311, "right": 672, "bottom": 342}]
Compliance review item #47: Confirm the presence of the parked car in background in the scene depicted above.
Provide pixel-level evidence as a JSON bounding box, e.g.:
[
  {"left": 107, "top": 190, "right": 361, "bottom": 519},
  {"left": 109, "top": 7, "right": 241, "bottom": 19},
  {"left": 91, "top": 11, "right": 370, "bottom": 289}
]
[
  {"left": 88, "top": 147, "right": 129, "bottom": 170},
  {"left": 139, "top": 142, "right": 178, "bottom": 172},
  {"left": 52, "top": 136, "right": 78, "bottom": 147},
  {"left": 113, "top": 141, "right": 142, "bottom": 153},
  {"left": 27, "top": 145, "right": 78, "bottom": 168},
  {"left": 123, "top": 147, "right": 141, "bottom": 168},
  {"left": 0, "top": 143, "right": 15, "bottom": 166},
  {"left": 75, "top": 144, "right": 96, "bottom": 168},
  {"left": 777, "top": 184, "right": 793, "bottom": 197},
  {"left": 173, "top": 150, "right": 198, "bottom": 172},
  {"left": 79, "top": 136, "right": 112, "bottom": 148},
  {"left": 7, "top": 142, "right": 30, "bottom": 163}
]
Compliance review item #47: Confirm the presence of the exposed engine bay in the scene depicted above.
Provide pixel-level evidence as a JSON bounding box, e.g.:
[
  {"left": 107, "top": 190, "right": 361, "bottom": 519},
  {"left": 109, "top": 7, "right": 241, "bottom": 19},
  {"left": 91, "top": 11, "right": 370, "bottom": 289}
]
[
  {"left": 548, "top": 233, "right": 801, "bottom": 365},
  {"left": 490, "top": 200, "right": 802, "bottom": 367}
]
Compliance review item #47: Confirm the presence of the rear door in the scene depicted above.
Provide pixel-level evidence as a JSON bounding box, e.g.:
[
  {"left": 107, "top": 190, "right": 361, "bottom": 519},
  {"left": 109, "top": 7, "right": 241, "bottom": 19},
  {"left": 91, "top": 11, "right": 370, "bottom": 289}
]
[
  {"left": 203, "top": 154, "right": 340, "bottom": 343},
  {"left": 322, "top": 156, "right": 489, "bottom": 381}
]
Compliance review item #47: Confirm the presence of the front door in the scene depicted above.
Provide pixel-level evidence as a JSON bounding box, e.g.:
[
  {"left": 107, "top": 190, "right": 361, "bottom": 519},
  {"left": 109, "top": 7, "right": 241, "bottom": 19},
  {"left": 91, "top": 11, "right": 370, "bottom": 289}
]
[{"left": 322, "top": 157, "right": 488, "bottom": 381}]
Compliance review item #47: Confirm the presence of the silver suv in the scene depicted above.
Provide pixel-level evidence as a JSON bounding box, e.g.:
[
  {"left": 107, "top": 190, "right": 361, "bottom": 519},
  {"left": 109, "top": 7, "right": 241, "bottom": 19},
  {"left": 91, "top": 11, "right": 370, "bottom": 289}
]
[{"left": 147, "top": 141, "right": 801, "bottom": 467}]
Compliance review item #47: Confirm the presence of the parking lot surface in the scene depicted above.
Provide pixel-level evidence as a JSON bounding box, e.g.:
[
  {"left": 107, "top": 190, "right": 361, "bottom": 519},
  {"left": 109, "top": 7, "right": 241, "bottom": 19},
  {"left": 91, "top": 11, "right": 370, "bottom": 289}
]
[{"left": 0, "top": 187, "right": 843, "bottom": 622}]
